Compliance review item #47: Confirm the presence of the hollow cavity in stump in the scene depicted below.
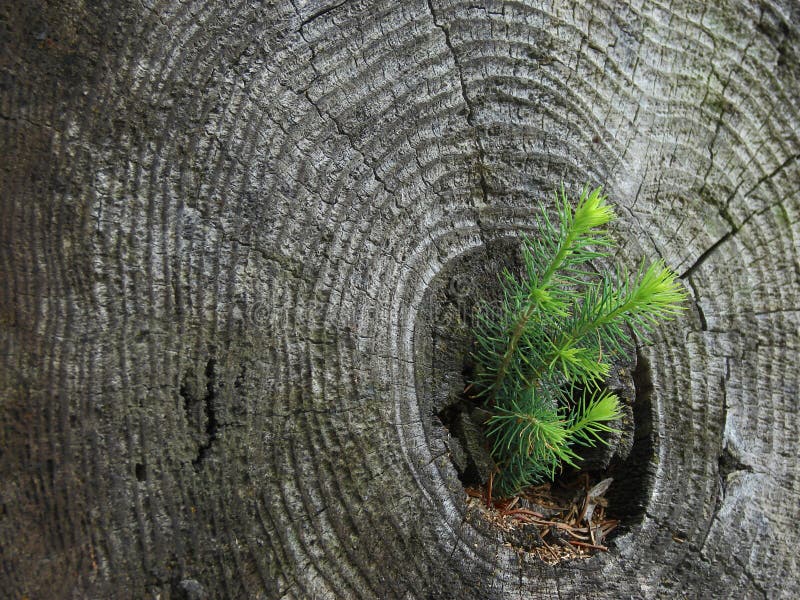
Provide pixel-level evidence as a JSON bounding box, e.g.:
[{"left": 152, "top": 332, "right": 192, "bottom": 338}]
[{"left": 415, "top": 236, "right": 657, "bottom": 561}]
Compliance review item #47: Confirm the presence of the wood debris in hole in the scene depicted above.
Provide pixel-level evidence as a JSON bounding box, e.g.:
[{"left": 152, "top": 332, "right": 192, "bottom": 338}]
[{"left": 465, "top": 474, "right": 619, "bottom": 565}]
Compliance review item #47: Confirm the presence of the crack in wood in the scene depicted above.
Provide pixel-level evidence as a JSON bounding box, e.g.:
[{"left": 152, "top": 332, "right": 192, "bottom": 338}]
[
  {"left": 425, "top": 0, "right": 490, "bottom": 209},
  {"left": 181, "top": 355, "right": 220, "bottom": 470},
  {"left": 297, "top": 0, "right": 349, "bottom": 30}
]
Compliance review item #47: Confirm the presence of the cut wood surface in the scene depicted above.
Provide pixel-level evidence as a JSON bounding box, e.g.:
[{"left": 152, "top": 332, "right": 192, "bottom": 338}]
[{"left": 1, "top": 1, "right": 798, "bottom": 598}]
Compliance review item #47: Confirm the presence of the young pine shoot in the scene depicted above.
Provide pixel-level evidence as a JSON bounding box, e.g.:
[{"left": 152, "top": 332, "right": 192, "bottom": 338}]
[{"left": 472, "top": 186, "right": 686, "bottom": 497}]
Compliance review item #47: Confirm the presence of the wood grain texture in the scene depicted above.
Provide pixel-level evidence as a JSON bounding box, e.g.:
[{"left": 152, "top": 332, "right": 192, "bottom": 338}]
[{"left": 1, "top": 0, "right": 798, "bottom": 597}]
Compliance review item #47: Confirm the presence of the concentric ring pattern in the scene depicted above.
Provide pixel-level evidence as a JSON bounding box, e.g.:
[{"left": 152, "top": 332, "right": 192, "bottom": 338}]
[{"left": 1, "top": 0, "right": 798, "bottom": 597}]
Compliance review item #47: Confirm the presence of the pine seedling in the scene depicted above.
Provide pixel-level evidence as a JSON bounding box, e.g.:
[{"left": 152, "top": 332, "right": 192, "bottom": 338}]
[{"left": 472, "top": 186, "right": 686, "bottom": 497}]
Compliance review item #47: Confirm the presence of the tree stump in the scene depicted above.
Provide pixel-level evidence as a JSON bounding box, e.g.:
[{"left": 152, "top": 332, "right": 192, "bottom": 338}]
[{"left": 1, "top": 1, "right": 798, "bottom": 598}]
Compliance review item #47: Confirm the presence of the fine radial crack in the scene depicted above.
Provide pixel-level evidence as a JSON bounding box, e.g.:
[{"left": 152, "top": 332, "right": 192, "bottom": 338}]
[
  {"left": 425, "top": 0, "right": 490, "bottom": 210},
  {"left": 680, "top": 193, "right": 789, "bottom": 280},
  {"left": 303, "top": 88, "right": 395, "bottom": 197},
  {"left": 290, "top": 21, "right": 394, "bottom": 199},
  {"left": 680, "top": 230, "right": 734, "bottom": 279},
  {"left": 740, "top": 153, "right": 800, "bottom": 201},
  {"left": 685, "top": 275, "right": 708, "bottom": 331},
  {"left": 297, "top": 0, "right": 349, "bottom": 30},
  {"left": 425, "top": 0, "right": 474, "bottom": 126}
]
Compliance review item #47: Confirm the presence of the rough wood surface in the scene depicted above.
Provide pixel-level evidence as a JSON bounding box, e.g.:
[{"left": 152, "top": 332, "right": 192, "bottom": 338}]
[{"left": 1, "top": 0, "right": 798, "bottom": 598}]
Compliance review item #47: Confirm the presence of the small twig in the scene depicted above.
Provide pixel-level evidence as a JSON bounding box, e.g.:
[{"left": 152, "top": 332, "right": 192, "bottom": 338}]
[
  {"left": 541, "top": 538, "right": 559, "bottom": 561},
  {"left": 577, "top": 491, "right": 590, "bottom": 523},
  {"left": 540, "top": 527, "right": 551, "bottom": 538},
  {"left": 528, "top": 517, "right": 583, "bottom": 530},
  {"left": 565, "top": 504, "right": 578, "bottom": 524},
  {"left": 568, "top": 540, "right": 608, "bottom": 551},
  {"left": 565, "top": 528, "right": 591, "bottom": 542},
  {"left": 499, "top": 496, "right": 520, "bottom": 515},
  {"left": 600, "top": 519, "right": 619, "bottom": 535},
  {"left": 505, "top": 507, "right": 544, "bottom": 519}
]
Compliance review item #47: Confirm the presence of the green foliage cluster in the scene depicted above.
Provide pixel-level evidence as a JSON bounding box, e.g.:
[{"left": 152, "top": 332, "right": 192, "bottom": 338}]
[{"left": 471, "top": 186, "right": 686, "bottom": 497}]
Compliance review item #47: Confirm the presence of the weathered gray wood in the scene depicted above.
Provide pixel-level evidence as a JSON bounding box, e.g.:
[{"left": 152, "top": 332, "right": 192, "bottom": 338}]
[{"left": 1, "top": 0, "right": 798, "bottom": 598}]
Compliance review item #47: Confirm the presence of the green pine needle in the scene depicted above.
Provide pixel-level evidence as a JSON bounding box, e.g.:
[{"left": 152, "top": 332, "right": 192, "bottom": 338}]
[{"left": 471, "top": 185, "right": 686, "bottom": 497}]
